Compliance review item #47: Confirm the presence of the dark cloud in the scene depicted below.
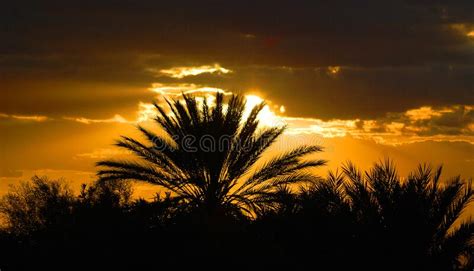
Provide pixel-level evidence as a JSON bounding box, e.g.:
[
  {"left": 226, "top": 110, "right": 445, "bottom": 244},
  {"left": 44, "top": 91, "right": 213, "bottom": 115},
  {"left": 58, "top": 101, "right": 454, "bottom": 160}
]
[
  {"left": 0, "top": 0, "right": 472, "bottom": 118},
  {"left": 1, "top": 0, "right": 473, "bottom": 65},
  {"left": 357, "top": 105, "right": 474, "bottom": 137},
  {"left": 415, "top": 106, "right": 474, "bottom": 136}
]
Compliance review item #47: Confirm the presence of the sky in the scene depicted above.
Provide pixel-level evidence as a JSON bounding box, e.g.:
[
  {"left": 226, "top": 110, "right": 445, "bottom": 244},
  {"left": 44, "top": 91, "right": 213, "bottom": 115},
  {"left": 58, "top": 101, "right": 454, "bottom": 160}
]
[{"left": 0, "top": 0, "right": 473, "bottom": 197}]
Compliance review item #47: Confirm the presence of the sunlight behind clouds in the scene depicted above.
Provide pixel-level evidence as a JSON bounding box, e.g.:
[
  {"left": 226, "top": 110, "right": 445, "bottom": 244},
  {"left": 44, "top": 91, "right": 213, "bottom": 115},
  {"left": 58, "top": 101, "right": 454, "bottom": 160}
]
[
  {"left": 112, "top": 85, "right": 474, "bottom": 146},
  {"left": 21, "top": 81, "right": 469, "bottom": 147},
  {"left": 405, "top": 106, "right": 453, "bottom": 121},
  {"left": 152, "top": 63, "right": 232, "bottom": 78},
  {"left": 242, "top": 95, "right": 285, "bottom": 127}
]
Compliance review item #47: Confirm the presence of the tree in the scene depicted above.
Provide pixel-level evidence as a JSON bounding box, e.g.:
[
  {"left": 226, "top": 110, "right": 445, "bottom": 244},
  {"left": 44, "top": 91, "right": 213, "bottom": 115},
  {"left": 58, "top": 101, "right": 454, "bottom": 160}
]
[
  {"left": 0, "top": 176, "right": 74, "bottom": 236},
  {"left": 342, "top": 160, "right": 474, "bottom": 270},
  {"left": 78, "top": 180, "right": 133, "bottom": 208},
  {"left": 97, "top": 92, "right": 325, "bottom": 217}
]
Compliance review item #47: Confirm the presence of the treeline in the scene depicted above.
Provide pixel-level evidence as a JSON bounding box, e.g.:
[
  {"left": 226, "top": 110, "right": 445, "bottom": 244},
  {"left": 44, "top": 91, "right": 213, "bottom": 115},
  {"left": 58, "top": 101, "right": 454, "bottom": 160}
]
[{"left": 0, "top": 162, "right": 472, "bottom": 270}]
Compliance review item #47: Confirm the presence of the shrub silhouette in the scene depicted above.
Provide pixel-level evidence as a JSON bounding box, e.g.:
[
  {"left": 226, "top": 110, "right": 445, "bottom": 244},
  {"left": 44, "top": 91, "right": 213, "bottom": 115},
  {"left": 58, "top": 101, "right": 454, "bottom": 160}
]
[
  {"left": 0, "top": 176, "right": 74, "bottom": 236},
  {"left": 0, "top": 177, "right": 139, "bottom": 270}
]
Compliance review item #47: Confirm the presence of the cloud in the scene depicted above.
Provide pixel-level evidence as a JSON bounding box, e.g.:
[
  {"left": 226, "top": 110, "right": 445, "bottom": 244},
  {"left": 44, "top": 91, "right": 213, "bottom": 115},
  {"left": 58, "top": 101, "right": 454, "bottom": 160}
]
[
  {"left": 0, "top": 113, "right": 49, "bottom": 122},
  {"left": 149, "top": 83, "right": 231, "bottom": 96},
  {"left": 134, "top": 83, "right": 233, "bottom": 122},
  {"left": 405, "top": 107, "right": 452, "bottom": 121},
  {"left": 136, "top": 85, "right": 474, "bottom": 145},
  {"left": 74, "top": 148, "right": 129, "bottom": 159},
  {"left": 450, "top": 23, "right": 474, "bottom": 38},
  {"left": 283, "top": 117, "right": 358, "bottom": 138},
  {"left": 63, "top": 114, "right": 130, "bottom": 124},
  {"left": 349, "top": 105, "right": 474, "bottom": 144},
  {"left": 280, "top": 105, "right": 474, "bottom": 145},
  {"left": 55, "top": 82, "right": 231, "bottom": 124},
  {"left": 0, "top": 168, "right": 23, "bottom": 178},
  {"left": 2, "top": 1, "right": 473, "bottom": 69},
  {"left": 152, "top": 64, "right": 232, "bottom": 78},
  {"left": 360, "top": 105, "right": 474, "bottom": 135},
  {"left": 4, "top": 80, "right": 471, "bottom": 147}
]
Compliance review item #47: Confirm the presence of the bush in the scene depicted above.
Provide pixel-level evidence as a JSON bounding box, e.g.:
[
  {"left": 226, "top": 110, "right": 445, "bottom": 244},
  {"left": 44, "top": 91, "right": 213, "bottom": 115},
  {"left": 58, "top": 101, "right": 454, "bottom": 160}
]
[{"left": 0, "top": 176, "right": 74, "bottom": 236}]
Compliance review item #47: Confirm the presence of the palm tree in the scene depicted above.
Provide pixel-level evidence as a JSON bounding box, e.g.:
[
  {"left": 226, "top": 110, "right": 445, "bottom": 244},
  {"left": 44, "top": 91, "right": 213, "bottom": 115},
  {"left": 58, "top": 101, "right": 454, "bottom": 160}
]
[
  {"left": 342, "top": 160, "right": 474, "bottom": 270},
  {"left": 97, "top": 92, "right": 325, "bottom": 217}
]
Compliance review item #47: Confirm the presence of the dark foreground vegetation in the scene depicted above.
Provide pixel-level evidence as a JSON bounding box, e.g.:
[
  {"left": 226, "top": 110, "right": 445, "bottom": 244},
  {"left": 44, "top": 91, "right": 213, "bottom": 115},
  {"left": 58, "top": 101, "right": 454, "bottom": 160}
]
[
  {"left": 0, "top": 93, "right": 472, "bottom": 270},
  {"left": 0, "top": 166, "right": 472, "bottom": 270}
]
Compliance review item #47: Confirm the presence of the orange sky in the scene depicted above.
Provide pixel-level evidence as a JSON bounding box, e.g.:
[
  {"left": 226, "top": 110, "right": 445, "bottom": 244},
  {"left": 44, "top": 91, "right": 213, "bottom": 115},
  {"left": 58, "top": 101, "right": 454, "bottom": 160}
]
[
  {"left": 1, "top": 87, "right": 473, "bottom": 199},
  {"left": 1, "top": 1, "right": 473, "bottom": 201}
]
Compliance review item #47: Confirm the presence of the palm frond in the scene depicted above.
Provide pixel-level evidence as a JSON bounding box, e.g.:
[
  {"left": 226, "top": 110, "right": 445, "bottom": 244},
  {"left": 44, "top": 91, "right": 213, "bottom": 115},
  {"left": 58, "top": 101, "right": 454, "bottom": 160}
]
[{"left": 96, "top": 92, "right": 326, "bottom": 218}]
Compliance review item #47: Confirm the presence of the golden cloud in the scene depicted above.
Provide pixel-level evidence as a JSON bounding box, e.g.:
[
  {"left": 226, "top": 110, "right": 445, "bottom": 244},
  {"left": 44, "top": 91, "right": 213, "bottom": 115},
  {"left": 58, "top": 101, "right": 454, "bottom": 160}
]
[
  {"left": 149, "top": 83, "right": 231, "bottom": 96},
  {"left": 405, "top": 106, "right": 453, "bottom": 121},
  {"left": 144, "top": 85, "right": 474, "bottom": 145},
  {"left": 0, "top": 113, "right": 49, "bottom": 122},
  {"left": 63, "top": 114, "right": 130, "bottom": 124},
  {"left": 46, "top": 83, "right": 473, "bottom": 147},
  {"left": 74, "top": 148, "right": 129, "bottom": 159},
  {"left": 150, "top": 63, "right": 232, "bottom": 78}
]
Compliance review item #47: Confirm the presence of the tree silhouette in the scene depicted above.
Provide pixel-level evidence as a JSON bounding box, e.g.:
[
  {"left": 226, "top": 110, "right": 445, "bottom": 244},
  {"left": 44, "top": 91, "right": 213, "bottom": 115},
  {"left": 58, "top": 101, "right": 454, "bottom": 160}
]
[
  {"left": 0, "top": 161, "right": 472, "bottom": 269},
  {"left": 78, "top": 179, "right": 133, "bottom": 208},
  {"left": 253, "top": 162, "right": 473, "bottom": 270},
  {"left": 0, "top": 177, "right": 142, "bottom": 270},
  {"left": 0, "top": 176, "right": 74, "bottom": 236},
  {"left": 342, "top": 160, "right": 474, "bottom": 270},
  {"left": 97, "top": 93, "right": 325, "bottom": 217}
]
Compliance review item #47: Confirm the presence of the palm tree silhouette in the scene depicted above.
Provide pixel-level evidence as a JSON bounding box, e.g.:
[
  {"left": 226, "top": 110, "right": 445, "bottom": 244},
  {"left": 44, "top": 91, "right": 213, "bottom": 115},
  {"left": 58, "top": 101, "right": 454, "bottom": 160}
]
[
  {"left": 97, "top": 92, "right": 325, "bottom": 217},
  {"left": 342, "top": 160, "right": 473, "bottom": 270}
]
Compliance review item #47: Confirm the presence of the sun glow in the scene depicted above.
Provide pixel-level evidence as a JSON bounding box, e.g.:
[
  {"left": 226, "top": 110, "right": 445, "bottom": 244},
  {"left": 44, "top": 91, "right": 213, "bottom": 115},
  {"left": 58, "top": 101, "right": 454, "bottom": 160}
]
[
  {"left": 136, "top": 92, "right": 286, "bottom": 127},
  {"left": 244, "top": 95, "right": 285, "bottom": 127},
  {"left": 327, "top": 66, "right": 341, "bottom": 76}
]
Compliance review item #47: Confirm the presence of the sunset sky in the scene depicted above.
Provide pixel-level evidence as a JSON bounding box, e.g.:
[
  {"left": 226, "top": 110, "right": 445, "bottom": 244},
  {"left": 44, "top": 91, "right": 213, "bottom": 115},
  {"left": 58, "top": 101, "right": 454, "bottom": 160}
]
[{"left": 1, "top": 1, "right": 473, "bottom": 196}]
